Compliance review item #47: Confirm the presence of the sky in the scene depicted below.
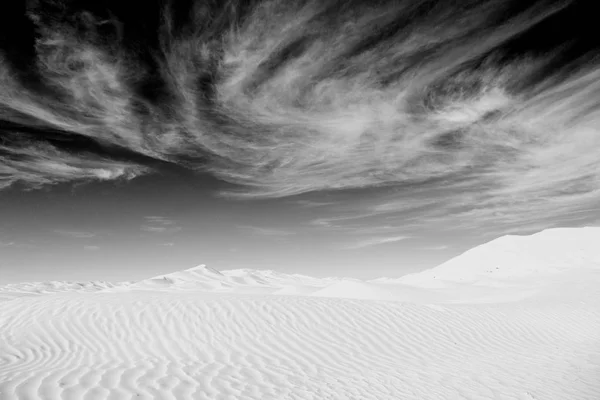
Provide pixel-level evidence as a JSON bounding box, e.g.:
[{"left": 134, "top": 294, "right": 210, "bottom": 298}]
[{"left": 1, "top": 0, "right": 600, "bottom": 284}]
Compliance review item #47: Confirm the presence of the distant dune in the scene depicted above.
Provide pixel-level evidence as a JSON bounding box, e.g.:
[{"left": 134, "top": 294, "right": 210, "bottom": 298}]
[
  {"left": 398, "top": 227, "right": 600, "bottom": 289},
  {"left": 1, "top": 228, "right": 599, "bottom": 399}
]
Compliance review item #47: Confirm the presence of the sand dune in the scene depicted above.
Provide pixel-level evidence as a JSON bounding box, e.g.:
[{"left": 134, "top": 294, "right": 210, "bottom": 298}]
[
  {"left": 127, "top": 265, "right": 340, "bottom": 296},
  {"left": 398, "top": 227, "right": 600, "bottom": 287},
  {"left": 1, "top": 228, "right": 599, "bottom": 399},
  {"left": 0, "top": 281, "right": 129, "bottom": 301}
]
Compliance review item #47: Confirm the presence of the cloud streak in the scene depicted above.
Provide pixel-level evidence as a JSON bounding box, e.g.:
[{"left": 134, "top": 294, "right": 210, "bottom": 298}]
[
  {"left": 2, "top": 0, "right": 600, "bottom": 234},
  {"left": 238, "top": 225, "right": 295, "bottom": 237},
  {"left": 141, "top": 216, "right": 181, "bottom": 234},
  {"left": 53, "top": 230, "right": 96, "bottom": 239},
  {"left": 421, "top": 245, "right": 450, "bottom": 251},
  {"left": 344, "top": 235, "right": 411, "bottom": 250}
]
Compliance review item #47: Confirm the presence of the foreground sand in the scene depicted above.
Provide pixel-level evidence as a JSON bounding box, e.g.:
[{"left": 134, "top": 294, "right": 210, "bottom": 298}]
[
  {"left": 1, "top": 283, "right": 599, "bottom": 400},
  {"left": 1, "top": 228, "right": 600, "bottom": 399}
]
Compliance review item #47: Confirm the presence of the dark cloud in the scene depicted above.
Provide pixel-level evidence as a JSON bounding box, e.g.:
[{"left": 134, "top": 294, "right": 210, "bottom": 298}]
[{"left": 2, "top": 0, "right": 600, "bottom": 232}]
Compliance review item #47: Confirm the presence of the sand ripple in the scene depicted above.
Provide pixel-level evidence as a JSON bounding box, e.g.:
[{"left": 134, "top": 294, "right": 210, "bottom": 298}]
[{"left": 1, "top": 290, "right": 599, "bottom": 400}]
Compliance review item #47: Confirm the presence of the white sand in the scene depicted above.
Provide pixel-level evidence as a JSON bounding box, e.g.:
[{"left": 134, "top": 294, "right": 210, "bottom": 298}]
[{"left": 1, "top": 228, "right": 599, "bottom": 399}]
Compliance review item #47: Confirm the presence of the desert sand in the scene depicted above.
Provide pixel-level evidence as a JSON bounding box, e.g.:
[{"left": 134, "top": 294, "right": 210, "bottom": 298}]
[{"left": 1, "top": 228, "right": 599, "bottom": 399}]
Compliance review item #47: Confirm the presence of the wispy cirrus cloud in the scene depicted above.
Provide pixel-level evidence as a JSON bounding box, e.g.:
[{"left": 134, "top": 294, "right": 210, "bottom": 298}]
[
  {"left": 421, "top": 245, "right": 450, "bottom": 251},
  {"left": 0, "top": 133, "right": 148, "bottom": 190},
  {"left": 292, "top": 200, "right": 337, "bottom": 208},
  {"left": 238, "top": 225, "right": 295, "bottom": 237},
  {"left": 141, "top": 216, "right": 182, "bottom": 234},
  {"left": 53, "top": 229, "right": 97, "bottom": 239},
  {"left": 344, "top": 235, "right": 411, "bottom": 250},
  {"left": 308, "top": 213, "right": 378, "bottom": 230},
  {"left": 2, "top": 0, "right": 599, "bottom": 237}
]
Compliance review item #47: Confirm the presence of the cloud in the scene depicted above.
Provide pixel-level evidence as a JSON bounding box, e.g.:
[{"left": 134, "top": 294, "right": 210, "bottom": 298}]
[
  {"left": 421, "top": 245, "right": 450, "bottom": 251},
  {"left": 0, "top": 130, "right": 148, "bottom": 190},
  {"left": 54, "top": 230, "right": 96, "bottom": 239},
  {"left": 238, "top": 225, "right": 295, "bottom": 237},
  {"left": 292, "top": 200, "right": 337, "bottom": 208},
  {"left": 83, "top": 245, "right": 100, "bottom": 251},
  {"left": 142, "top": 226, "right": 179, "bottom": 233},
  {"left": 141, "top": 216, "right": 181, "bottom": 234},
  {"left": 344, "top": 235, "right": 411, "bottom": 250},
  {"left": 308, "top": 213, "right": 378, "bottom": 230},
  {"left": 3, "top": 0, "right": 600, "bottom": 235}
]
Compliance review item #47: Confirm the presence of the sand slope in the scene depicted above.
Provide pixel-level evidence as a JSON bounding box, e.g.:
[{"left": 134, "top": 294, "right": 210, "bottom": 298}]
[
  {"left": 398, "top": 227, "right": 600, "bottom": 287},
  {"left": 1, "top": 227, "right": 599, "bottom": 399}
]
